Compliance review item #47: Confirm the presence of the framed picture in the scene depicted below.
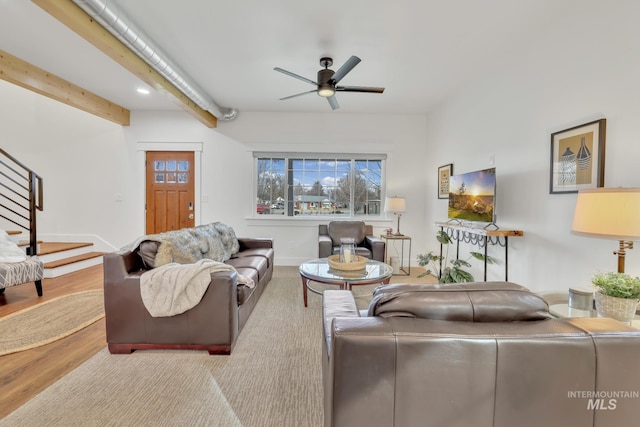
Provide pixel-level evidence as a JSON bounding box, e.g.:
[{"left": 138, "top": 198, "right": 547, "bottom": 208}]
[
  {"left": 438, "top": 164, "right": 453, "bottom": 199},
  {"left": 549, "top": 119, "right": 606, "bottom": 194}
]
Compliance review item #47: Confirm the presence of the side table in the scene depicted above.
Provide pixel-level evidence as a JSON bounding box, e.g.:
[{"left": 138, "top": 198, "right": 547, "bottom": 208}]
[{"left": 380, "top": 234, "right": 411, "bottom": 276}]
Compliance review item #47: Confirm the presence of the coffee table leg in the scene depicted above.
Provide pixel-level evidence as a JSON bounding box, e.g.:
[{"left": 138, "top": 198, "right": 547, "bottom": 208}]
[{"left": 300, "top": 274, "right": 308, "bottom": 307}]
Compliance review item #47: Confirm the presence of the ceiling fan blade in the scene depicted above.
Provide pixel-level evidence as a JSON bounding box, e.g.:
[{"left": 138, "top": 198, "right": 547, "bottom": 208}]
[
  {"left": 336, "top": 86, "right": 385, "bottom": 94},
  {"left": 274, "top": 67, "right": 317, "bottom": 86},
  {"left": 327, "top": 95, "right": 340, "bottom": 110},
  {"left": 280, "top": 89, "right": 318, "bottom": 100},
  {"left": 331, "top": 56, "right": 361, "bottom": 84}
]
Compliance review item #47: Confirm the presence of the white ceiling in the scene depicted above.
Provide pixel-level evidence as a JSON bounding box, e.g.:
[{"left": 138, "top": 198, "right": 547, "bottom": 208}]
[{"left": 1, "top": 0, "right": 583, "bottom": 117}]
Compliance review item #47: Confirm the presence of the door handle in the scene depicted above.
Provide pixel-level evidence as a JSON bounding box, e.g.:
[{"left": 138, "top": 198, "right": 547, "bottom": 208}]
[{"left": 188, "top": 213, "right": 194, "bottom": 220}]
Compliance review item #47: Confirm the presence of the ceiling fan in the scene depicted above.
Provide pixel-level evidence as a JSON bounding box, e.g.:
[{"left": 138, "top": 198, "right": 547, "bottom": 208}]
[{"left": 274, "top": 56, "right": 385, "bottom": 110}]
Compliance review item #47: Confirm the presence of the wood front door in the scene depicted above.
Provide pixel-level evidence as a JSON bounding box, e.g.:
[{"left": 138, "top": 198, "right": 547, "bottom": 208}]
[{"left": 145, "top": 151, "right": 195, "bottom": 234}]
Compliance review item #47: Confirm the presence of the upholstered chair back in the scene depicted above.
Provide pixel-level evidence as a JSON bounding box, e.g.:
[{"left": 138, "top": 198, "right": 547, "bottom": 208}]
[{"left": 327, "top": 221, "right": 366, "bottom": 246}]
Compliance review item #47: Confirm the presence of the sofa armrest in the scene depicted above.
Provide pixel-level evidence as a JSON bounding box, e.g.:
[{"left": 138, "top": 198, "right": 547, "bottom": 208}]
[
  {"left": 238, "top": 237, "right": 273, "bottom": 250},
  {"left": 322, "top": 290, "right": 360, "bottom": 358},
  {"left": 364, "top": 235, "right": 385, "bottom": 262},
  {"left": 104, "top": 251, "right": 145, "bottom": 283},
  {"left": 319, "top": 235, "right": 333, "bottom": 258}
]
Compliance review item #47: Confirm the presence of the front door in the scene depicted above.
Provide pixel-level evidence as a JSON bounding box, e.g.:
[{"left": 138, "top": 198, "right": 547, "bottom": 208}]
[{"left": 145, "top": 151, "right": 195, "bottom": 234}]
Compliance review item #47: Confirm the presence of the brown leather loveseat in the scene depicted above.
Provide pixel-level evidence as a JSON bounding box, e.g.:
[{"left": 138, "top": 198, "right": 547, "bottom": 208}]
[
  {"left": 322, "top": 282, "right": 640, "bottom": 427},
  {"left": 103, "top": 223, "right": 273, "bottom": 355}
]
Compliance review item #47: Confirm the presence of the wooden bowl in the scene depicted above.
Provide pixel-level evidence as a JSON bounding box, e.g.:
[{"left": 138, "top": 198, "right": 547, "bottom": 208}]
[{"left": 327, "top": 254, "right": 367, "bottom": 271}]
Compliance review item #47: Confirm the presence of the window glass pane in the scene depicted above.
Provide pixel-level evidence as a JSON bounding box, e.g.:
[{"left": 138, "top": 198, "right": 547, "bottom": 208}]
[
  {"left": 154, "top": 161, "right": 165, "bottom": 171},
  {"left": 166, "top": 161, "right": 177, "bottom": 171},
  {"left": 256, "top": 155, "right": 383, "bottom": 218},
  {"left": 256, "top": 158, "right": 286, "bottom": 215},
  {"left": 155, "top": 173, "right": 164, "bottom": 183},
  {"left": 178, "top": 161, "right": 189, "bottom": 171},
  {"left": 178, "top": 173, "right": 188, "bottom": 183},
  {"left": 166, "top": 173, "right": 176, "bottom": 183}
]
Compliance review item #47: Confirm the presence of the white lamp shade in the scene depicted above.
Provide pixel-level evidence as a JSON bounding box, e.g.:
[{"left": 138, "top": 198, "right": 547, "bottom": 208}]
[
  {"left": 571, "top": 188, "right": 640, "bottom": 240},
  {"left": 384, "top": 196, "right": 406, "bottom": 213}
]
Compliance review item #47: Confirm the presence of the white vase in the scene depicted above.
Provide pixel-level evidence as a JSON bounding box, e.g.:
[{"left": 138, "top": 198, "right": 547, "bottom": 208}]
[{"left": 594, "top": 291, "right": 639, "bottom": 323}]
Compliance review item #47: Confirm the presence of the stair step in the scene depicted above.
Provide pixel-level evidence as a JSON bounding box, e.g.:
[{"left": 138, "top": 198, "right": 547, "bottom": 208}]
[
  {"left": 43, "top": 251, "right": 104, "bottom": 269},
  {"left": 36, "top": 242, "right": 94, "bottom": 256},
  {"left": 6, "top": 230, "right": 22, "bottom": 235}
]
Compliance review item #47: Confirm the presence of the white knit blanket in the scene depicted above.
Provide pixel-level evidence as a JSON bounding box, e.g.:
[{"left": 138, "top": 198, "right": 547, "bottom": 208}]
[
  {"left": 140, "top": 259, "right": 254, "bottom": 317},
  {"left": 0, "top": 230, "right": 27, "bottom": 263}
]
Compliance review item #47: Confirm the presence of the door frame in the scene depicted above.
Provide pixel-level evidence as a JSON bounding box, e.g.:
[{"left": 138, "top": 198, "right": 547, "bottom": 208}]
[{"left": 137, "top": 142, "right": 203, "bottom": 233}]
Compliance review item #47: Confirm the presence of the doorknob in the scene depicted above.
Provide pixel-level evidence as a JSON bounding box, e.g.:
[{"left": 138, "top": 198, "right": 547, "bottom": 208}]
[{"left": 188, "top": 213, "right": 194, "bottom": 220}]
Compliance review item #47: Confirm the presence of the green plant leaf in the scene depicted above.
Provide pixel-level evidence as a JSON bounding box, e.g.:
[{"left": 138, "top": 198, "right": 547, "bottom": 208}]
[
  {"left": 450, "top": 268, "right": 474, "bottom": 283},
  {"left": 436, "top": 230, "right": 452, "bottom": 245},
  {"left": 469, "top": 251, "right": 497, "bottom": 264},
  {"left": 592, "top": 272, "right": 640, "bottom": 299},
  {"left": 451, "top": 259, "right": 472, "bottom": 268}
]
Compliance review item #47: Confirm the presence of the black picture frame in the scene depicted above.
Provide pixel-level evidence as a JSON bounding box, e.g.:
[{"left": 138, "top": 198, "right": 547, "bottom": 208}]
[
  {"left": 549, "top": 119, "right": 606, "bottom": 194},
  {"left": 438, "top": 164, "right": 453, "bottom": 199}
]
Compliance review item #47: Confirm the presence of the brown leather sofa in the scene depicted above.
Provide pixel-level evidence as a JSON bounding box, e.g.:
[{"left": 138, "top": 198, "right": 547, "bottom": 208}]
[
  {"left": 318, "top": 221, "right": 385, "bottom": 261},
  {"left": 322, "top": 282, "right": 640, "bottom": 427},
  {"left": 103, "top": 235, "right": 273, "bottom": 355}
]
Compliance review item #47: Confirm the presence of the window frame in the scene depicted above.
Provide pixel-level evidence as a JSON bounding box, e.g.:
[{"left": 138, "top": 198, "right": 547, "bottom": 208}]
[{"left": 253, "top": 152, "right": 387, "bottom": 219}]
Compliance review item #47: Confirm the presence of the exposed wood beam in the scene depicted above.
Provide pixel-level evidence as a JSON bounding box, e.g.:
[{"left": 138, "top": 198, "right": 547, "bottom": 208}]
[
  {"left": 32, "top": 0, "right": 218, "bottom": 128},
  {"left": 0, "top": 49, "right": 130, "bottom": 126}
]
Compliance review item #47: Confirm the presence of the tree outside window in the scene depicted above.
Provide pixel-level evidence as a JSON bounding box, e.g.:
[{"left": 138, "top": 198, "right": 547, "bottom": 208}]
[{"left": 255, "top": 155, "right": 383, "bottom": 217}]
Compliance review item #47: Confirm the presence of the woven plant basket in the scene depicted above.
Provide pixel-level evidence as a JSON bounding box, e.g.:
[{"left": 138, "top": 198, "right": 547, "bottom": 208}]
[{"left": 594, "top": 291, "right": 639, "bottom": 323}]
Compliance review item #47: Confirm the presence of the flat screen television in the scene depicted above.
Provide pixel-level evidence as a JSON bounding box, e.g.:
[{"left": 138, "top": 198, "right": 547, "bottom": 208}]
[{"left": 447, "top": 167, "right": 496, "bottom": 224}]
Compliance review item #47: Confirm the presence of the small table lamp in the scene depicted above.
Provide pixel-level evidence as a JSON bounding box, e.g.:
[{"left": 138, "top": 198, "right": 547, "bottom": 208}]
[
  {"left": 571, "top": 188, "right": 640, "bottom": 273},
  {"left": 385, "top": 196, "right": 406, "bottom": 236}
]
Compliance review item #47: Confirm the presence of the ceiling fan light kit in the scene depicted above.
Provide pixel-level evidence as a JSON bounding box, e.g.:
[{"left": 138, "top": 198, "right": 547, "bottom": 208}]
[{"left": 274, "top": 55, "right": 384, "bottom": 110}]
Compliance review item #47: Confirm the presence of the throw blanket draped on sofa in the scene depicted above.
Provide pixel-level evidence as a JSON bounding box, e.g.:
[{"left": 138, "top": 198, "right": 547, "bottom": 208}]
[{"left": 140, "top": 259, "right": 254, "bottom": 317}]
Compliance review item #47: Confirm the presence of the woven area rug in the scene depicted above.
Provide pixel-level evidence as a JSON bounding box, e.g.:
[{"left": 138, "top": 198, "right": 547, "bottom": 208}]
[{"left": 0, "top": 290, "right": 104, "bottom": 356}]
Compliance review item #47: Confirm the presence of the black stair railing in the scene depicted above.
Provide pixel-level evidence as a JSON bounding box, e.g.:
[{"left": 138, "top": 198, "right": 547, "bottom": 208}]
[{"left": 0, "top": 148, "right": 43, "bottom": 256}]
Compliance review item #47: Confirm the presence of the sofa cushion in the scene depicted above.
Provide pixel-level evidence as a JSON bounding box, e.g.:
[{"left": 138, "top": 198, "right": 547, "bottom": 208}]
[
  {"left": 231, "top": 247, "right": 274, "bottom": 268},
  {"left": 225, "top": 256, "right": 268, "bottom": 282},
  {"left": 368, "top": 282, "right": 551, "bottom": 321},
  {"left": 137, "top": 240, "right": 160, "bottom": 269}
]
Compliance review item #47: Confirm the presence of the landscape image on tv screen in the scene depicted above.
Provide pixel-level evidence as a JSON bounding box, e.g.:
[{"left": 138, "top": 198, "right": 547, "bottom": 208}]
[{"left": 448, "top": 167, "right": 496, "bottom": 223}]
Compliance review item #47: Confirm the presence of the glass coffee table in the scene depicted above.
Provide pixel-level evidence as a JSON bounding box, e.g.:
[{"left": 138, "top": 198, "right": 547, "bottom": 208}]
[
  {"left": 299, "top": 258, "right": 393, "bottom": 307},
  {"left": 549, "top": 302, "right": 640, "bottom": 328}
]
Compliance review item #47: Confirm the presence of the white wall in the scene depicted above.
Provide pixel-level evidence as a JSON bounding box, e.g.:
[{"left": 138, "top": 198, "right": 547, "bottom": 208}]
[{"left": 424, "top": 0, "right": 640, "bottom": 293}]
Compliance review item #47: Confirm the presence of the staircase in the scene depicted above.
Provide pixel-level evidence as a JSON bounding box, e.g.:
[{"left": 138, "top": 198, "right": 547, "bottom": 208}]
[
  {"left": 2, "top": 149, "right": 104, "bottom": 278},
  {"left": 14, "top": 238, "right": 104, "bottom": 278},
  {"left": 38, "top": 242, "right": 104, "bottom": 278}
]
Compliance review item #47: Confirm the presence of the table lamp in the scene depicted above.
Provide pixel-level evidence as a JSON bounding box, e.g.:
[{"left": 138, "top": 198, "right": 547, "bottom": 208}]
[
  {"left": 385, "top": 196, "right": 406, "bottom": 236},
  {"left": 571, "top": 188, "right": 640, "bottom": 273}
]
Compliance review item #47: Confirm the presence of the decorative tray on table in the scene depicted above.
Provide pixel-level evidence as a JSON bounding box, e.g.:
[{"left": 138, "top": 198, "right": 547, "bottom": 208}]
[{"left": 327, "top": 254, "right": 367, "bottom": 271}]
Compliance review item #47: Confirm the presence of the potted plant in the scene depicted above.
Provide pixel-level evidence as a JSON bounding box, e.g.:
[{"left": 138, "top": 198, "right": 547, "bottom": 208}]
[
  {"left": 416, "top": 230, "right": 495, "bottom": 283},
  {"left": 591, "top": 272, "right": 640, "bottom": 323}
]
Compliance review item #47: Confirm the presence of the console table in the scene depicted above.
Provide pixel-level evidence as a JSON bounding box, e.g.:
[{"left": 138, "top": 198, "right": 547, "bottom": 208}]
[{"left": 435, "top": 222, "right": 524, "bottom": 281}]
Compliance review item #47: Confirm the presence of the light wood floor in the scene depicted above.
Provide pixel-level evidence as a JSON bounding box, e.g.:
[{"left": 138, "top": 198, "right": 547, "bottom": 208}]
[{"left": 0, "top": 264, "right": 105, "bottom": 419}]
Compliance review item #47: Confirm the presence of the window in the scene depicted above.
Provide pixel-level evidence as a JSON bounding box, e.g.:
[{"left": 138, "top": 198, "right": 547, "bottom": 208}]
[{"left": 254, "top": 153, "right": 385, "bottom": 217}]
